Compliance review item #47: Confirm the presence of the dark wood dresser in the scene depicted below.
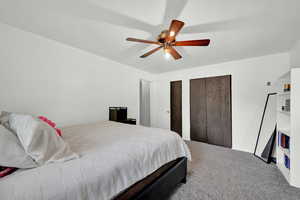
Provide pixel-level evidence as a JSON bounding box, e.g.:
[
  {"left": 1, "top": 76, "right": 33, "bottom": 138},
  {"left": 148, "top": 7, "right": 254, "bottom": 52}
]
[{"left": 109, "top": 107, "right": 136, "bottom": 125}]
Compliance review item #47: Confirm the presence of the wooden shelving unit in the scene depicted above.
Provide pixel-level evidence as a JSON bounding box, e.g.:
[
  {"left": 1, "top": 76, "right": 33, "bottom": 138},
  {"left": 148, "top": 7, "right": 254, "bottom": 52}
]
[
  {"left": 277, "top": 110, "right": 290, "bottom": 115},
  {"left": 277, "top": 92, "right": 291, "bottom": 96},
  {"left": 276, "top": 69, "right": 300, "bottom": 188},
  {"left": 277, "top": 128, "right": 290, "bottom": 136}
]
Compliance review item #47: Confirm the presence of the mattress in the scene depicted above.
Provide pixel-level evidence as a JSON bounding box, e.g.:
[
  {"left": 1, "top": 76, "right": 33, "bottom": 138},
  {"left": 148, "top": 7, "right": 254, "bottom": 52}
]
[{"left": 0, "top": 121, "right": 191, "bottom": 200}]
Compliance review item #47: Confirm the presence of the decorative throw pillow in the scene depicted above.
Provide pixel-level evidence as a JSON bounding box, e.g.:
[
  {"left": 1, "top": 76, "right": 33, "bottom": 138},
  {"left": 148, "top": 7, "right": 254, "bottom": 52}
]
[
  {"left": 0, "top": 125, "right": 37, "bottom": 168},
  {"left": 0, "top": 167, "right": 17, "bottom": 178},
  {"left": 8, "top": 113, "right": 78, "bottom": 166},
  {"left": 38, "top": 116, "right": 62, "bottom": 137}
]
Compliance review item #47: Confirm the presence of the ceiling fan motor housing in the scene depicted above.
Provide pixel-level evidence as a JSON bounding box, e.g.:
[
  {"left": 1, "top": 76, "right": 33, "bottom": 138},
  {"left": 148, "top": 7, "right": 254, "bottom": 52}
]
[{"left": 157, "top": 30, "right": 175, "bottom": 43}]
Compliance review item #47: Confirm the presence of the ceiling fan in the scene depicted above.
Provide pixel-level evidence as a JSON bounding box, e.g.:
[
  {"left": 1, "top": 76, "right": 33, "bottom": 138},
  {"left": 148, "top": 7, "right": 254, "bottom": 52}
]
[{"left": 126, "top": 20, "right": 210, "bottom": 60}]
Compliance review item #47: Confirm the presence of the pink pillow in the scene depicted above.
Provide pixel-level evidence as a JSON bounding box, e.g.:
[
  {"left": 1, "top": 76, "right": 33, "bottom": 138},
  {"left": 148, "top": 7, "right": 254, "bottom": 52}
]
[
  {"left": 38, "top": 116, "right": 62, "bottom": 137},
  {"left": 0, "top": 167, "right": 17, "bottom": 178}
]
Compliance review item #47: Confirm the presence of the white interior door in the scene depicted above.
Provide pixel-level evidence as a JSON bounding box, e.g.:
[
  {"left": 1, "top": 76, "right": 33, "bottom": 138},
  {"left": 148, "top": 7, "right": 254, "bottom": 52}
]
[{"left": 140, "top": 79, "right": 151, "bottom": 126}]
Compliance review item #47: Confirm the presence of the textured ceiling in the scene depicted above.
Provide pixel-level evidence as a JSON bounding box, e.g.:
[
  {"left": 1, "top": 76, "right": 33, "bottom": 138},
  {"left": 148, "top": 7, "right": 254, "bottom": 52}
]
[{"left": 0, "top": 0, "right": 299, "bottom": 73}]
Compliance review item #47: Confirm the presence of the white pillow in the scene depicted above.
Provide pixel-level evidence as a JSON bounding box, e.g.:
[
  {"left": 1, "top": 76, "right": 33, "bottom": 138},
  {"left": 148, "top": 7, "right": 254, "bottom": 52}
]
[
  {"left": 0, "top": 111, "right": 11, "bottom": 131},
  {"left": 0, "top": 125, "right": 37, "bottom": 168},
  {"left": 8, "top": 113, "right": 78, "bottom": 166}
]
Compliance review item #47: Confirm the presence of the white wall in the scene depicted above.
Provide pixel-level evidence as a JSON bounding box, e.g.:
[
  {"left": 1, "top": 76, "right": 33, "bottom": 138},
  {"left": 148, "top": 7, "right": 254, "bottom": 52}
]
[
  {"left": 290, "top": 40, "right": 300, "bottom": 68},
  {"left": 0, "top": 23, "right": 153, "bottom": 126},
  {"left": 0, "top": 22, "right": 292, "bottom": 153},
  {"left": 151, "top": 53, "right": 290, "bottom": 152}
]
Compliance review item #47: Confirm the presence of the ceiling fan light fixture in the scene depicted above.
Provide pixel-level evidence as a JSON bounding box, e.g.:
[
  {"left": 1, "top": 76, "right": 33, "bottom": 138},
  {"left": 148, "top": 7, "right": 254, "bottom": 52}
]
[
  {"left": 169, "top": 31, "right": 175, "bottom": 37},
  {"left": 164, "top": 50, "right": 171, "bottom": 60}
]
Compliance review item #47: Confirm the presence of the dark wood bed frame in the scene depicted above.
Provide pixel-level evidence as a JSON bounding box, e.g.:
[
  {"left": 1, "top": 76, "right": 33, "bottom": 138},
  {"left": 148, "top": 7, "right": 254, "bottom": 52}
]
[{"left": 115, "top": 157, "right": 187, "bottom": 200}]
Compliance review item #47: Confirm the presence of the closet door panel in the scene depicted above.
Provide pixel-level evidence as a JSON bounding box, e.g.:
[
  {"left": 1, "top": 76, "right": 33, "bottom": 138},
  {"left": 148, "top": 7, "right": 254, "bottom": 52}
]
[
  {"left": 190, "top": 78, "right": 207, "bottom": 142},
  {"left": 206, "top": 75, "right": 232, "bottom": 148}
]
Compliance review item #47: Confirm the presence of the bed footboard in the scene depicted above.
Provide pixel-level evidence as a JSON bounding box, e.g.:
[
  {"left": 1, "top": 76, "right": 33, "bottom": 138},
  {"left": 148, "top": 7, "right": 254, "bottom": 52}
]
[{"left": 115, "top": 157, "right": 187, "bottom": 200}]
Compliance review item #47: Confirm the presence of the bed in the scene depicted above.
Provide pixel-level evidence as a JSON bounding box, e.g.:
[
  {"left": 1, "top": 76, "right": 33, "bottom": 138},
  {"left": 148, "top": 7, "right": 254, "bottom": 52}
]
[{"left": 0, "top": 121, "right": 191, "bottom": 200}]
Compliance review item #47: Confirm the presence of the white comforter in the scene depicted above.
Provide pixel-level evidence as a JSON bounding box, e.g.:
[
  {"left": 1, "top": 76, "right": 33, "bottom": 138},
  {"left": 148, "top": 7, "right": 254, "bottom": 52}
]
[{"left": 0, "top": 121, "right": 191, "bottom": 200}]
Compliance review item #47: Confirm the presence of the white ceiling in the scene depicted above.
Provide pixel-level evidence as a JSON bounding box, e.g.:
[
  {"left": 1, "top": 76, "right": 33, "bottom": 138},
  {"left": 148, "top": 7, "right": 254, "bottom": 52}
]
[{"left": 0, "top": 0, "right": 299, "bottom": 73}]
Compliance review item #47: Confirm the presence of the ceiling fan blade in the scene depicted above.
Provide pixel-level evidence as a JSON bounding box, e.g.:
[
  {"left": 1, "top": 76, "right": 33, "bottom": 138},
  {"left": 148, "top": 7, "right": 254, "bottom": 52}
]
[
  {"left": 165, "top": 46, "right": 182, "bottom": 60},
  {"left": 166, "top": 20, "right": 185, "bottom": 42},
  {"left": 173, "top": 39, "right": 210, "bottom": 46},
  {"left": 46, "top": 0, "right": 157, "bottom": 33},
  {"left": 162, "top": 0, "right": 188, "bottom": 24},
  {"left": 126, "top": 38, "right": 161, "bottom": 45},
  {"left": 140, "top": 46, "right": 163, "bottom": 58}
]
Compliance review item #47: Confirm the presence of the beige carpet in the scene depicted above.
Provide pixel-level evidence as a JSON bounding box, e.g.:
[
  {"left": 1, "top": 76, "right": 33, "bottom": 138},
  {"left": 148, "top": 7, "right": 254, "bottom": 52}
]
[{"left": 168, "top": 141, "right": 300, "bottom": 200}]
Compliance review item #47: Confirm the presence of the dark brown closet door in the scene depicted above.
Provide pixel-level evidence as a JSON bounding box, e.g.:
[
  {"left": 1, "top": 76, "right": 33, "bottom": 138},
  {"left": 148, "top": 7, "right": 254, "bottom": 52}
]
[
  {"left": 190, "top": 75, "right": 232, "bottom": 148},
  {"left": 206, "top": 75, "right": 232, "bottom": 147},
  {"left": 190, "top": 78, "right": 207, "bottom": 142},
  {"left": 170, "top": 81, "right": 182, "bottom": 136}
]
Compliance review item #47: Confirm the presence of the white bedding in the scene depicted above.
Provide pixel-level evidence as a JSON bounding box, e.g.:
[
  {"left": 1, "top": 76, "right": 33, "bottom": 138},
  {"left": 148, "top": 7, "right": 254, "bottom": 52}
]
[{"left": 0, "top": 121, "right": 191, "bottom": 200}]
